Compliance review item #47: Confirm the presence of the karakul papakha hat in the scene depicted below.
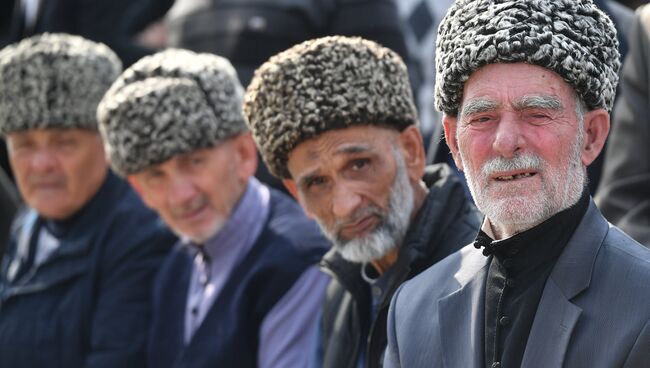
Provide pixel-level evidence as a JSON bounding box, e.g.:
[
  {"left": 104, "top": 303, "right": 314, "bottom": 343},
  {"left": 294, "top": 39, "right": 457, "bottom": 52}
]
[
  {"left": 435, "top": 0, "right": 621, "bottom": 116},
  {"left": 243, "top": 36, "right": 418, "bottom": 179},
  {"left": 97, "top": 49, "right": 248, "bottom": 177},
  {"left": 0, "top": 33, "right": 121, "bottom": 136}
]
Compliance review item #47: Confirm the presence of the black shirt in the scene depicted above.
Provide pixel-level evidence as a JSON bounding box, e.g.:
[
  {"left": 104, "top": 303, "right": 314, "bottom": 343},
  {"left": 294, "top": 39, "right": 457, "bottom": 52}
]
[{"left": 477, "top": 188, "right": 590, "bottom": 368}]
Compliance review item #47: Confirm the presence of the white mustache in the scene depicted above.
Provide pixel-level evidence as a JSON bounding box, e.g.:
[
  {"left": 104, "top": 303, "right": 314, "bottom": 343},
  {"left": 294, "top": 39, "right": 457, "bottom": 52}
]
[
  {"left": 331, "top": 205, "right": 383, "bottom": 238},
  {"left": 482, "top": 154, "right": 544, "bottom": 176}
]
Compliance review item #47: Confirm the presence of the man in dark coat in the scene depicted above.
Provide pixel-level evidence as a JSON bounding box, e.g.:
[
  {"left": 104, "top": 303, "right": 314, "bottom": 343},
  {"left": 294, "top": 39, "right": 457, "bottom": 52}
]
[
  {"left": 384, "top": 1, "right": 650, "bottom": 367},
  {"left": 97, "top": 48, "right": 330, "bottom": 368},
  {"left": 244, "top": 36, "right": 481, "bottom": 368},
  {"left": 0, "top": 33, "right": 175, "bottom": 368}
]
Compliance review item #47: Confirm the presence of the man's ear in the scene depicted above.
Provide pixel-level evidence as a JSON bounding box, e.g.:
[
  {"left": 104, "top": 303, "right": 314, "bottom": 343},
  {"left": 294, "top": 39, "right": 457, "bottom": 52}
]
[
  {"left": 233, "top": 132, "right": 259, "bottom": 182},
  {"left": 397, "top": 125, "right": 426, "bottom": 182},
  {"left": 282, "top": 179, "right": 300, "bottom": 201},
  {"left": 580, "top": 108, "right": 610, "bottom": 166},
  {"left": 442, "top": 114, "right": 464, "bottom": 171},
  {"left": 127, "top": 175, "right": 154, "bottom": 209},
  {"left": 282, "top": 178, "right": 316, "bottom": 219}
]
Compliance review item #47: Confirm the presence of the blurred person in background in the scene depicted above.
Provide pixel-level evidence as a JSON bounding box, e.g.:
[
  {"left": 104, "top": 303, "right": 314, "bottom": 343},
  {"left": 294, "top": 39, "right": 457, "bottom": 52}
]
[
  {"left": 244, "top": 36, "right": 481, "bottom": 368},
  {"left": 98, "top": 48, "right": 330, "bottom": 368},
  {"left": 0, "top": 168, "right": 18, "bottom": 257},
  {"left": 0, "top": 33, "right": 175, "bottom": 368},
  {"left": 0, "top": 0, "right": 177, "bottom": 181},
  {"left": 597, "top": 4, "right": 650, "bottom": 247}
]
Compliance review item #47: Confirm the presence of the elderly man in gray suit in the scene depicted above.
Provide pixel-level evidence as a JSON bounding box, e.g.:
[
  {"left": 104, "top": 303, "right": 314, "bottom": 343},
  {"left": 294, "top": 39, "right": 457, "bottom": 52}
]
[{"left": 384, "top": 0, "right": 650, "bottom": 367}]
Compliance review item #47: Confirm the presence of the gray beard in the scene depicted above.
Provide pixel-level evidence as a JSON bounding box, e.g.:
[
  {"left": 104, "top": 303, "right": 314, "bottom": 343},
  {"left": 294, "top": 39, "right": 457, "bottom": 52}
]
[{"left": 316, "top": 154, "right": 414, "bottom": 263}]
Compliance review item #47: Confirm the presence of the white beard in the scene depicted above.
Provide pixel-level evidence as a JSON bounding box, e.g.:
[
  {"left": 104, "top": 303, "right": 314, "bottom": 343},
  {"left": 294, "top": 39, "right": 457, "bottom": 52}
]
[{"left": 461, "top": 126, "right": 585, "bottom": 237}]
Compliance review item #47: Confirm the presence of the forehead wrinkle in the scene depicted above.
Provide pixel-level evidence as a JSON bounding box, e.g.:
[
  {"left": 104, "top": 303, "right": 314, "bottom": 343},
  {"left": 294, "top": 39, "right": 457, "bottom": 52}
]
[{"left": 513, "top": 94, "right": 563, "bottom": 111}]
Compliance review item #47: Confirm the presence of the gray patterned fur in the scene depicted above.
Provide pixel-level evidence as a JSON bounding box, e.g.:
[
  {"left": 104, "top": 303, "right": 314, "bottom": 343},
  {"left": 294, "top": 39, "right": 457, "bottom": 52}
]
[
  {"left": 98, "top": 49, "right": 247, "bottom": 177},
  {"left": 243, "top": 36, "right": 418, "bottom": 179},
  {"left": 436, "top": 0, "right": 621, "bottom": 116},
  {"left": 0, "top": 33, "right": 121, "bottom": 136}
]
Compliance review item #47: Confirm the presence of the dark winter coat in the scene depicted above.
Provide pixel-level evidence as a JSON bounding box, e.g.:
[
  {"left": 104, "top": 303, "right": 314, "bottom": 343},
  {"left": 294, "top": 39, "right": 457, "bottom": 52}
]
[{"left": 0, "top": 171, "right": 175, "bottom": 368}]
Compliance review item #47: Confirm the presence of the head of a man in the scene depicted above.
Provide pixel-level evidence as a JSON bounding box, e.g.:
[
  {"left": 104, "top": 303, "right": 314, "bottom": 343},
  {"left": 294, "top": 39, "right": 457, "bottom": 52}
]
[
  {"left": 436, "top": 0, "right": 620, "bottom": 238},
  {"left": 244, "top": 36, "right": 426, "bottom": 265},
  {"left": 0, "top": 33, "right": 122, "bottom": 220},
  {"left": 98, "top": 49, "right": 252, "bottom": 244}
]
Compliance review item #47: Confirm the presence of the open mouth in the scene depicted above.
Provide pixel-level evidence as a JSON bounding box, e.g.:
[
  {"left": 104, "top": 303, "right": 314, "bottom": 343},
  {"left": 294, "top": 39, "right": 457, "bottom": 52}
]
[{"left": 494, "top": 172, "right": 537, "bottom": 181}]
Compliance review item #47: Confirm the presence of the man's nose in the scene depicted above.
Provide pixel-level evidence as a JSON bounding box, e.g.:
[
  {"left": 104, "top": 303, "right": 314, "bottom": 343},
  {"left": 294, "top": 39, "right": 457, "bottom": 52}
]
[
  {"left": 168, "top": 176, "right": 198, "bottom": 206},
  {"left": 30, "top": 149, "right": 57, "bottom": 172},
  {"left": 331, "top": 181, "right": 362, "bottom": 220},
  {"left": 492, "top": 113, "right": 524, "bottom": 158}
]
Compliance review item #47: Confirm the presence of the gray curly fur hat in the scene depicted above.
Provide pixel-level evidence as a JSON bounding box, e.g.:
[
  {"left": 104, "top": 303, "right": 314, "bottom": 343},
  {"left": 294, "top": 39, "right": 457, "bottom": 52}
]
[
  {"left": 0, "top": 33, "right": 121, "bottom": 136},
  {"left": 244, "top": 36, "right": 418, "bottom": 179},
  {"left": 436, "top": 0, "right": 620, "bottom": 116},
  {"left": 98, "top": 48, "right": 247, "bottom": 177}
]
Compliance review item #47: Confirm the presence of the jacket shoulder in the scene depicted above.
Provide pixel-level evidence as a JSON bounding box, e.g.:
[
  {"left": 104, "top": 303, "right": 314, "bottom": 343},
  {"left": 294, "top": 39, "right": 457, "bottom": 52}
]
[
  {"left": 599, "top": 224, "right": 650, "bottom": 280},
  {"left": 264, "top": 189, "right": 329, "bottom": 262}
]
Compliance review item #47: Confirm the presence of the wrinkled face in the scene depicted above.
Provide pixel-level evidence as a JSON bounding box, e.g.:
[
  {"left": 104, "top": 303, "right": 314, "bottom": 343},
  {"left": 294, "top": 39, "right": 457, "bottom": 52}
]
[
  {"left": 129, "top": 134, "right": 256, "bottom": 244},
  {"left": 285, "top": 125, "right": 422, "bottom": 263},
  {"left": 444, "top": 63, "right": 597, "bottom": 237},
  {"left": 7, "top": 128, "right": 108, "bottom": 220}
]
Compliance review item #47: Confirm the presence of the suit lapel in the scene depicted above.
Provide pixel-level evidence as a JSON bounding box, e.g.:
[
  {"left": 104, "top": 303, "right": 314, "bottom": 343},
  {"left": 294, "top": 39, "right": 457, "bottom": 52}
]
[
  {"left": 439, "top": 249, "right": 489, "bottom": 368},
  {"left": 521, "top": 201, "right": 609, "bottom": 367},
  {"left": 520, "top": 280, "right": 582, "bottom": 367}
]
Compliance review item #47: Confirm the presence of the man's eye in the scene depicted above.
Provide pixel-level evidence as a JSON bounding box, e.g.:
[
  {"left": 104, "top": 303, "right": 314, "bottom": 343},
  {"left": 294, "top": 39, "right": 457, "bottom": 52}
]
[
  {"left": 351, "top": 158, "right": 370, "bottom": 171},
  {"left": 526, "top": 112, "right": 552, "bottom": 124},
  {"left": 469, "top": 116, "right": 492, "bottom": 124},
  {"left": 307, "top": 177, "right": 327, "bottom": 188}
]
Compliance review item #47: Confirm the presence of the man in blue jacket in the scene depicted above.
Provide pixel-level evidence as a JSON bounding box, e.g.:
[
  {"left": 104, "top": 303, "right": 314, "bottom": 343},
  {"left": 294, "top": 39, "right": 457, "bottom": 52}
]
[
  {"left": 97, "top": 48, "right": 330, "bottom": 368},
  {"left": 0, "top": 33, "right": 175, "bottom": 367}
]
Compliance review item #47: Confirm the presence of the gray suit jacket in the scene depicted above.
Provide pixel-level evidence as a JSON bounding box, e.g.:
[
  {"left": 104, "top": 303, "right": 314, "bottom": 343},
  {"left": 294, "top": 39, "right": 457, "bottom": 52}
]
[{"left": 385, "top": 201, "right": 650, "bottom": 368}]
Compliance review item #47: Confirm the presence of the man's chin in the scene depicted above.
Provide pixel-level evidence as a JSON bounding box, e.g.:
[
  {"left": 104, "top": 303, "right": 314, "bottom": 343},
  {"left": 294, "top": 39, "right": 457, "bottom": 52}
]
[{"left": 334, "top": 236, "right": 396, "bottom": 264}]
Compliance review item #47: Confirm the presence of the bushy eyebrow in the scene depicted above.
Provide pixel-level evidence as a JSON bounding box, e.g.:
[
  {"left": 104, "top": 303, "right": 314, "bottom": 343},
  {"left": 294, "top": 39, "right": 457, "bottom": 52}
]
[
  {"left": 460, "top": 98, "right": 499, "bottom": 118},
  {"left": 296, "top": 144, "right": 373, "bottom": 188},
  {"left": 513, "top": 95, "right": 563, "bottom": 111},
  {"left": 334, "top": 144, "right": 372, "bottom": 155},
  {"left": 460, "top": 94, "right": 563, "bottom": 118}
]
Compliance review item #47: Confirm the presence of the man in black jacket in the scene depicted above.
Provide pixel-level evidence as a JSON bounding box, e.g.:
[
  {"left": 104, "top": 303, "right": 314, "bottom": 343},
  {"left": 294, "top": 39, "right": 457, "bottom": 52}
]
[{"left": 244, "top": 36, "right": 481, "bottom": 368}]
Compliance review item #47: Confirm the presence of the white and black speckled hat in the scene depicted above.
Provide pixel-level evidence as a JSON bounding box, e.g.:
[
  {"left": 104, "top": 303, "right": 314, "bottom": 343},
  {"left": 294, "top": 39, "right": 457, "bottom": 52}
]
[
  {"left": 243, "top": 36, "right": 418, "bottom": 179},
  {"left": 436, "top": 0, "right": 621, "bottom": 116},
  {"left": 0, "top": 33, "right": 121, "bottom": 136},
  {"left": 97, "top": 49, "right": 248, "bottom": 177}
]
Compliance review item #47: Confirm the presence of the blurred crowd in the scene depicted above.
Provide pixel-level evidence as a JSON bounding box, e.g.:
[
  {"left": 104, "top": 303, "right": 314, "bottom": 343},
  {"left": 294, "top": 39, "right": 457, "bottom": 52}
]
[{"left": 0, "top": 0, "right": 649, "bottom": 367}]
